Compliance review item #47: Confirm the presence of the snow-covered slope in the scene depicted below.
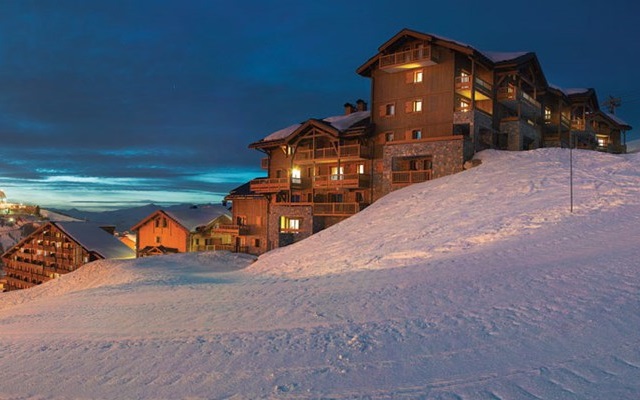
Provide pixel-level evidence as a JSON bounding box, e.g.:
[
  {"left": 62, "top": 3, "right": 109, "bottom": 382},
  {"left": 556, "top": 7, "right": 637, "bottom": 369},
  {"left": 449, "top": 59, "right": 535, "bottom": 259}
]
[{"left": 0, "top": 148, "right": 639, "bottom": 399}]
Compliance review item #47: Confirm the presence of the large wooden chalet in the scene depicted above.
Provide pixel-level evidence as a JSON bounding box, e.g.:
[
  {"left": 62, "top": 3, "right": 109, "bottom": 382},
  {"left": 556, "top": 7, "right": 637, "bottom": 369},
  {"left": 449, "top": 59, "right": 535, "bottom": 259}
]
[
  {"left": 1, "top": 222, "right": 136, "bottom": 291},
  {"left": 132, "top": 205, "right": 233, "bottom": 257},
  {"left": 224, "top": 28, "right": 633, "bottom": 255}
]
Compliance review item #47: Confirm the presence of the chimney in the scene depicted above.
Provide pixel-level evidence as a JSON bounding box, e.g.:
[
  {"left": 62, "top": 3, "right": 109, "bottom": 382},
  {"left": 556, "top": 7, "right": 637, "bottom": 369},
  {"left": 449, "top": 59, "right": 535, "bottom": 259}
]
[
  {"left": 344, "top": 102, "right": 356, "bottom": 115},
  {"left": 356, "top": 99, "right": 367, "bottom": 112}
]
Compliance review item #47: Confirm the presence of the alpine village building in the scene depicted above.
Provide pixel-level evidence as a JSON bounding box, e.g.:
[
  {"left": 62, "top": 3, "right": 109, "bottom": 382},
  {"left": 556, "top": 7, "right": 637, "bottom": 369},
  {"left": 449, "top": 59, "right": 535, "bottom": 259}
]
[
  {"left": 1, "top": 222, "right": 136, "bottom": 291},
  {"left": 224, "top": 28, "right": 632, "bottom": 255},
  {"left": 132, "top": 205, "right": 233, "bottom": 257}
]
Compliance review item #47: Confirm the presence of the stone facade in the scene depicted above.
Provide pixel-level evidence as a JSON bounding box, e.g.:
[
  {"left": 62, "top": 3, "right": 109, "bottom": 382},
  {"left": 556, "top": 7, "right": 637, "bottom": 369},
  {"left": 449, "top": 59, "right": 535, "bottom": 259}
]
[
  {"left": 267, "top": 204, "right": 313, "bottom": 249},
  {"left": 500, "top": 119, "right": 541, "bottom": 150},
  {"left": 375, "top": 138, "right": 463, "bottom": 198}
]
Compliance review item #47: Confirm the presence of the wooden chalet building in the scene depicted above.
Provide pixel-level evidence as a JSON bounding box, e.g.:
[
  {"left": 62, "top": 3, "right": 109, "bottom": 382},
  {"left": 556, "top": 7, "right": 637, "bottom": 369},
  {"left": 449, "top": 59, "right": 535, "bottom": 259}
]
[
  {"left": 225, "top": 28, "right": 633, "bottom": 255},
  {"left": 1, "top": 222, "right": 135, "bottom": 291},
  {"left": 132, "top": 205, "right": 233, "bottom": 257}
]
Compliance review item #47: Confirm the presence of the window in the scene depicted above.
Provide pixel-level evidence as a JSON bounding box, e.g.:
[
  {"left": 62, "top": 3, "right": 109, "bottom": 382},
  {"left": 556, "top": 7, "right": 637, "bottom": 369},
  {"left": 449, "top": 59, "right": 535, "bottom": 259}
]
[
  {"left": 385, "top": 132, "right": 394, "bottom": 142},
  {"left": 280, "top": 217, "right": 301, "bottom": 232},
  {"left": 162, "top": 218, "right": 168, "bottom": 228},
  {"left": 194, "top": 238, "right": 200, "bottom": 246},
  {"left": 409, "top": 69, "right": 423, "bottom": 83},
  {"left": 544, "top": 107, "right": 552, "bottom": 121},
  {"left": 406, "top": 99, "right": 423, "bottom": 113},
  {"left": 155, "top": 236, "right": 161, "bottom": 244},
  {"left": 291, "top": 167, "right": 301, "bottom": 184},
  {"left": 254, "top": 239, "right": 261, "bottom": 248},
  {"left": 413, "top": 99, "right": 422, "bottom": 112},
  {"left": 329, "top": 193, "right": 343, "bottom": 203},
  {"left": 411, "top": 129, "right": 422, "bottom": 140},
  {"left": 330, "top": 166, "right": 344, "bottom": 180},
  {"left": 457, "top": 98, "right": 470, "bottom": 112},
  {"left": 380, "top": 103, "right": 395, "bottom": 116},
  {"left": 154, "top": 219, "right": 160, "bottom": 228},
  {"left": 357, "top": 164, "right": 365, "bottom": 174}
]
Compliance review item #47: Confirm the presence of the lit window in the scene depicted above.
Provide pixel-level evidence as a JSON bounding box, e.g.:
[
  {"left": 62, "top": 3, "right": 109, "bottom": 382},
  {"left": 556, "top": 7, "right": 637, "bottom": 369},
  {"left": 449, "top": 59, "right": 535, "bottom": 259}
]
[
  {"left": 291, "top": 167, "right": 301, "bottom": 184},
  {"left": 357, "top": 164, "right": 365, "bottom": 174},
  {"left": 544, "top": 107, "right": 552, "bottom": 121},
  {"left": 412, "top": 129, "right": 422, "bottom": 140},
  {"left": 598, "top": 137, "right": 606, "bottom": 147},
  {"left": 385, "top": 132, "right": 394, "bottom": 142},
  {"left": 280, "top": 217, "right": 301, "bottom": 232},
  {"left": 413, "top": 100, "right": 422, "bottom": 112},
  {"left": 330, "top": 166, "right": 344, "bottom": 180},
  {"left": 413, "top": 69, "right": 423, "bottom": 83},
  {"left": 458, "top": 98, "right": 470, "bottom": 112}
]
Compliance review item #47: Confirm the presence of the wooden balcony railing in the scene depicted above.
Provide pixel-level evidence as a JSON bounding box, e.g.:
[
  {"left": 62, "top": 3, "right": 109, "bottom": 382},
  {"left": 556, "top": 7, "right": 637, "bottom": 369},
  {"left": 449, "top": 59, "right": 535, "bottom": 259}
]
[
  {"left": 213, "top": 224, "right": 250, "bottom": 235},
  {"left": 391, "top": 170, "right": 433, "bottom": 185},
  {"left": 250, "top": 178, "right": 290, "bottom": 193},
  {"left": 296, "top": 144, "right": 371, "bottom": 162},
  {"left": 313, "top": 173, "right": 370, "bottom": 189},
  {"left": 379, "top": 45, "right": 438, "bottom": 71},
  {"left": 497, "top": 86, "right": 541, "bottom": 113},
  {"left": 313, "top": 202, "right": 368, "bottom": 216},
  {"left": 455, "top": 75, "right": 493, "bottom": 94}
]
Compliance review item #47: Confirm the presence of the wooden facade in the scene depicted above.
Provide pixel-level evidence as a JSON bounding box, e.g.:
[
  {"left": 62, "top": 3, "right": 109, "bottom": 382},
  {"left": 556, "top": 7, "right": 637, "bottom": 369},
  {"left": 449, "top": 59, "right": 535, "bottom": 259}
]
[
  {"left": 132, "top": 206, "right": 233, "bottom": 257},
  {"left": 1, "top": 222, "right": 135, "bottom": 291},
  {"left": 228, "top": 28, "right": 633, "bottom": 255}
]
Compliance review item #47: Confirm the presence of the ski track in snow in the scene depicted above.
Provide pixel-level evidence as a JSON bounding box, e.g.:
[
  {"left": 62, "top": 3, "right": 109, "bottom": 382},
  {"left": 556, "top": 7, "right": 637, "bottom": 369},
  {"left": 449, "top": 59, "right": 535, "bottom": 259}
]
[{"left": 0, "top": 149, "right": 639, "bottom": 399}]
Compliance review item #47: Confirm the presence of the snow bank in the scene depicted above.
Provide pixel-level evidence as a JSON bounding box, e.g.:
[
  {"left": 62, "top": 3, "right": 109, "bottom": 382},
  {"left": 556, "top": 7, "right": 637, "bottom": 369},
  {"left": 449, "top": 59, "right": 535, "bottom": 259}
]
[{"left": 0, "top": 149, "right": 638, "bottom": 399}]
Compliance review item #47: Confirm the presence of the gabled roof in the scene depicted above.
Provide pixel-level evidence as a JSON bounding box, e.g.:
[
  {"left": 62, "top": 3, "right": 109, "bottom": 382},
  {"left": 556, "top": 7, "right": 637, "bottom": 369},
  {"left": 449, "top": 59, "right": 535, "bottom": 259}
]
[
  {"left": 131, "top": 205, "right": 231, "bottom": 233},
  {"left": 357, "top": 28, "right": 502, "bottom": 77},
  {"left": 249, "top": 111, "right": 370, "bottom": 148},
  {"left": 55, "top": 222, "right": 136, "bottom": 259},
  {"left": 593, "top": 111, "right": 632, "bottom": 130},
  {"left": 559, "top": 87, "right": 600, "bottom": 110},
  {"left": 1, "top": 221, "right": 136, "bottom": 261}
]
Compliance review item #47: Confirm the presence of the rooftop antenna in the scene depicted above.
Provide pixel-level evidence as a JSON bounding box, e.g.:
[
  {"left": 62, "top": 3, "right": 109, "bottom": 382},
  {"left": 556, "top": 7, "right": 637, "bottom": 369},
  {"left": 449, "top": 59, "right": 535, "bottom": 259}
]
[{"left": 602, "top": 95, "right": 621, "bottom": 114}]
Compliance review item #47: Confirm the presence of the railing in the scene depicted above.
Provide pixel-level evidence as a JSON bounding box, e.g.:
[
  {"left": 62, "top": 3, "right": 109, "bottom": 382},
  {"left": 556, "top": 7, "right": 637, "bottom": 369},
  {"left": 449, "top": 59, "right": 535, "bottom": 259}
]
[
  {"left": 391, "top": 170, "right": 433, "bottom": 185},
  {"left": 561, "top": 114, "right": 571, "bottom": 128},
  {"left": 455, "top": 75, "right": 493, "bottom": 93},
  {"left": 192, "top": 244, "right": 249, "bottom": 253},
  {"left": 570, "top": 119, "right": 594, "bottom": 131},
  {"left": 380, "top": 46, "right": 437, "bottom": 69},
  {"left": 250, "top": 177, "right": 290, "bottom": 193},
  {"left": 313, "top": 202, "right": 367, "bottom": 216},
  {"left": 314, "top": 173, "right": 370, "bottom": 189},
  {"left": 213, "top": 224, "right": 250, "bottom": 235},
  {"left": 296, "top": 144, "right": 371, "bottom": 162},
  {"left": 497, "top": 86, "right": 541, "bottom": 111}
]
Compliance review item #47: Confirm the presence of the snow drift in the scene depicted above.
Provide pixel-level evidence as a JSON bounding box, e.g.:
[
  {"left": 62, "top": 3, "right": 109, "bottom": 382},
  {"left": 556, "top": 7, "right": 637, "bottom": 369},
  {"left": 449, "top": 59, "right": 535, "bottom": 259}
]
[{"left": 0, "top": 148, "right": 638, "bottom": 399}]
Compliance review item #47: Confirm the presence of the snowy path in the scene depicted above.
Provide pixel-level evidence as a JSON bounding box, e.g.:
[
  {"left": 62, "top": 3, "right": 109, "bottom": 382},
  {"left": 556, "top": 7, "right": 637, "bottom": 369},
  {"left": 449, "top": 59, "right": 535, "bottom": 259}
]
[{"left": 0, "top": 149, "right": 638, "bottom": 399}]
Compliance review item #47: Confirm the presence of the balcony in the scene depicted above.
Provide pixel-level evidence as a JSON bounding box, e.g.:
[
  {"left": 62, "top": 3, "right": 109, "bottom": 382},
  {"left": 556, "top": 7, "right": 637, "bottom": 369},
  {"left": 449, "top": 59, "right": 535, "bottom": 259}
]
[
  {"left": 314, "top": 173, "right": 370, "bottom": 189},
  {"left": 250, "top": 178, "right": 290, "bottom": 193},
  {"left": 313, "top": 202, "right": 368, "bottom": 216},
  {"left": 544, "top": 113, "right": 571, "bottom": 130},
  {"left": 570, "top": 119, "right": 595, "bottom": 132},
  {"left": 455, "top": 75, "right": 493, "bottom": 99},
  {"left": 213, "top": 224, "right": 250, "bottom": 235},
  {"left": 497, "top": 86, "right": 541, "bottom": 118},
  {"left": 391, "top": 170, "right": 433, "bottom": 185},
  {"left": 379, "top": 45, "right": 439, "bottom": 72},
  {"left": 296, "top": 144, "right": 371, "bottom": 163}
]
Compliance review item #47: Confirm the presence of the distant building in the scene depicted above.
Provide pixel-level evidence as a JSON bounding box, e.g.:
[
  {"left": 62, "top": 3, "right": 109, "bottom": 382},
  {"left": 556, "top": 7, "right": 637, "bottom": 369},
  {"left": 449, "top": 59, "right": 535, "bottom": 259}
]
[
  {"left": 1, "top": 222, "right": 136, "bottom": 291},
  {"left": 224, "top": 28, "right": 633, "bottom": 255},
  {"left": 131, "top": 205, "right": 233, "bottom": 257}
]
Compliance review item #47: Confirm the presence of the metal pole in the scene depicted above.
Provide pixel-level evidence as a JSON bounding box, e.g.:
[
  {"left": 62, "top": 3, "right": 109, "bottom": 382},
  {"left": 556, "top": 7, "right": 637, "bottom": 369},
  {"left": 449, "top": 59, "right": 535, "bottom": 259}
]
[{"left": 570, "top": 132, "right": 573, "bottom": 213}]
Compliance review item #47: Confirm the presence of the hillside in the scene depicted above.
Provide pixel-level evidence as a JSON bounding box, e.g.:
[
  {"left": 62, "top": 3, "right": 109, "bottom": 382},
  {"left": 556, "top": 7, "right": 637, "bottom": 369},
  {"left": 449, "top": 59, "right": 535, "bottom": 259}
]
[{"left": 0, "top": 148, "right": 638, "bottom": 399}]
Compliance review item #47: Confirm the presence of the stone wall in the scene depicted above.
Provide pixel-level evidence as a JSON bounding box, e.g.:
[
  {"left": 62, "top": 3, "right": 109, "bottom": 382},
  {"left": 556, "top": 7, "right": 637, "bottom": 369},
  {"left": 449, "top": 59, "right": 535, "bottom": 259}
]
[
  {"left": 374, "top": 138, "right": 463, "bottom": 199},
  {"left": 267, "top": 204, "right": 313, "bottom": 249},
  {"left": 500, "top": 119, "right": 541, "bottom": 150}
]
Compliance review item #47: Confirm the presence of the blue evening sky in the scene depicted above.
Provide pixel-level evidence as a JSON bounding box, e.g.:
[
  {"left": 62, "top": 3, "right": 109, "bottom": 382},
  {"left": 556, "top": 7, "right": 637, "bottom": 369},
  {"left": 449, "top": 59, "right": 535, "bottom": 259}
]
[{"left": 0, "top": 0, "right": 638, "bottom": 210}]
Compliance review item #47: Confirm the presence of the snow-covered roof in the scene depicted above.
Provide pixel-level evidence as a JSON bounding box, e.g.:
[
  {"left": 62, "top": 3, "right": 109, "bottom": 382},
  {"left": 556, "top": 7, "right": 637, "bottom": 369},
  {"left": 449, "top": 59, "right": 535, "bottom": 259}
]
[
  {"left": 163, "top": 205, "right": 231, "bottom": 232},
  {"left": 562, "top": 88, "right": 591, "bottom": 96},
  {"left": 55, "top": 222, "right": 135, "bottom": 260},
  {"left": 258, "top": 111, "right": 370, "bottom": 144},
  {"left": 604, "top": 112, "right": 631, "bottom": 128},
  {"left": 481, "top": 51, "right": 530, "bottom": 63}
]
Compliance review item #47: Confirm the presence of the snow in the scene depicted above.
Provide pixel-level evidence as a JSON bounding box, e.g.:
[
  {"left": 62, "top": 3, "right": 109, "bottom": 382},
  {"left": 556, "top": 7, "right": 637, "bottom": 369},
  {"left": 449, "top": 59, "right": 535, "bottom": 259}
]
[
  {"left": 1, "top": 148, "right": 639, "bottom": 399},
  {"left": 163, "top": 205, "right": 231, "bottom": 232},
  {"left": 482, "top": 50, "right": 530, "bottom": 63},
  {"left": 628, "top": 139, "right": 640, "bottom": 153},
  {"left": 259, "top": 111, "right": 370, "bottom": 143},
  {"left": 605, "top": 111, "right": 631, "bottom": 128}
]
